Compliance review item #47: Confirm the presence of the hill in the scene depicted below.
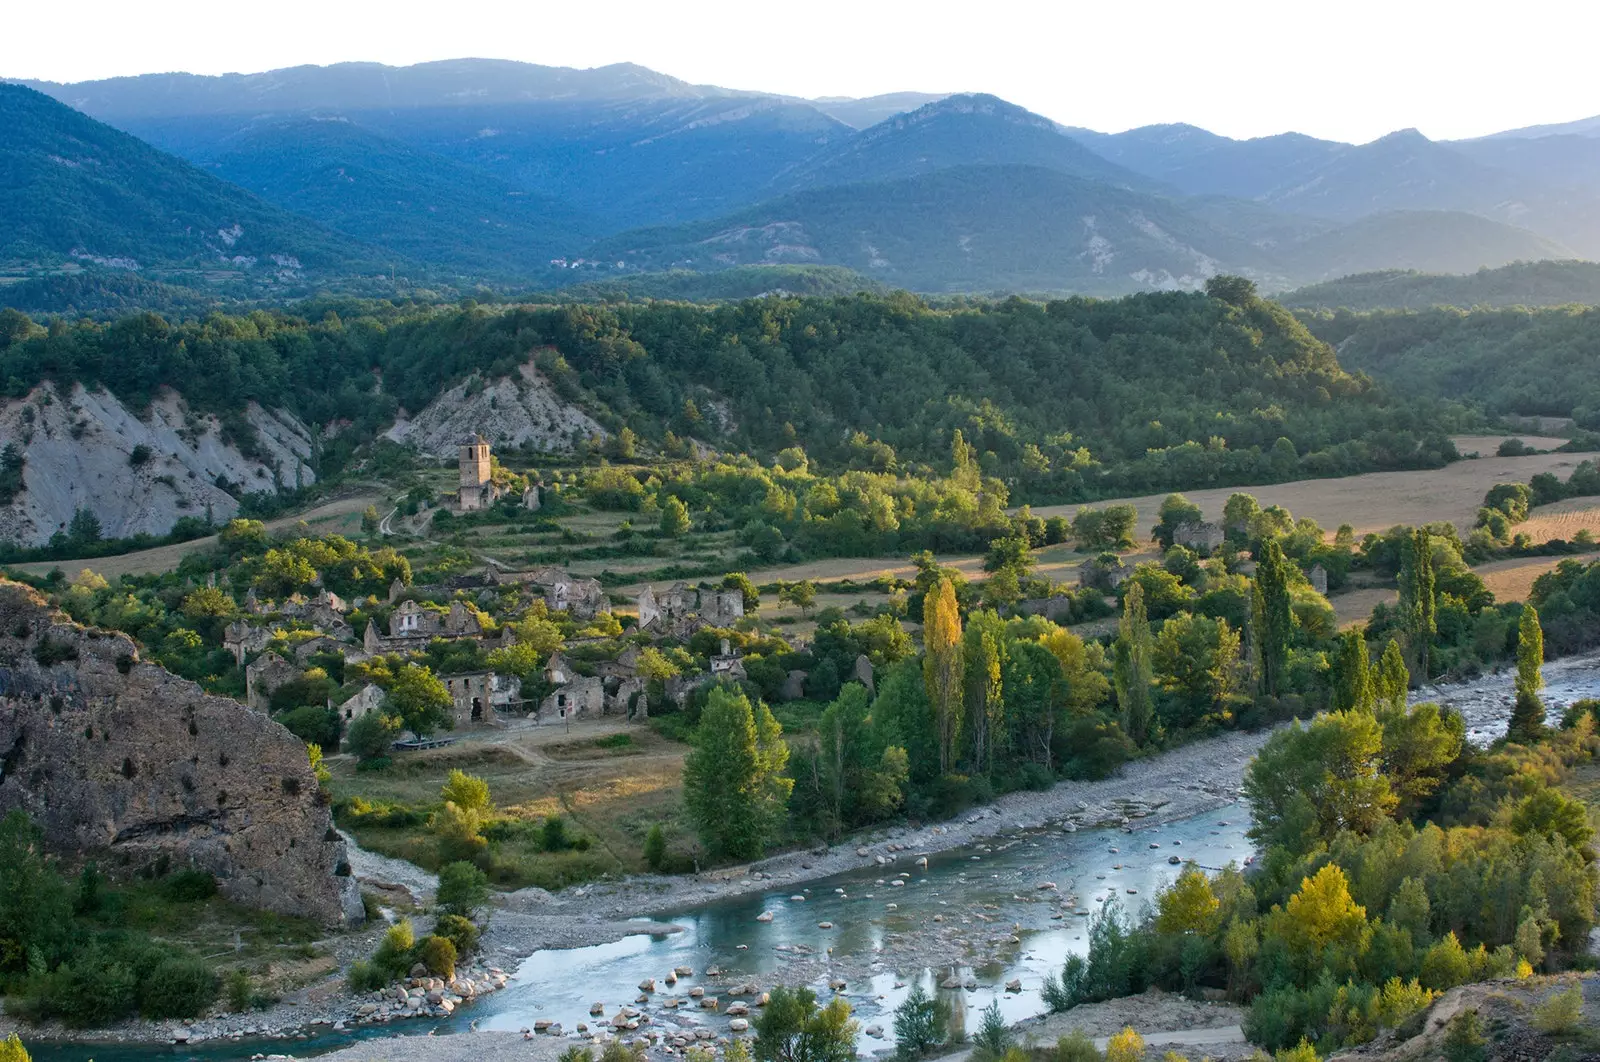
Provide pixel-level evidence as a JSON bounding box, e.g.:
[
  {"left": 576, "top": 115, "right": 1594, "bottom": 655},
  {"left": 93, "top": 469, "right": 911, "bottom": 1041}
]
[
  {"left": 532, "top": 265, "right": 885, "bottom": 302},
  {"left": 200, "top": 118, "right": 598, "bottom": 276},
  {"left": 1067, "top": 123, "right": 1345, "bottom": 199},
  {"left": 587, "top": 164, "right": 1281, "bottom": 294},
  {"left": 1301, "top": 302, "right": 1600, "bottom": 426},
  {"left": 0, "top": 83, "right": 368, "bottom": 276},
  {"left": 1280, "top": 259, "right": 1600, "bottom": 310},
  {"left": 810, "top": 92, "right": 949, "bottom": 129},
  {"left": 781, "top": 94, "right": 1158, "bottom": 193},
  {"left": 1276, "top": 210, "right": 1572, "bottom": 283}
]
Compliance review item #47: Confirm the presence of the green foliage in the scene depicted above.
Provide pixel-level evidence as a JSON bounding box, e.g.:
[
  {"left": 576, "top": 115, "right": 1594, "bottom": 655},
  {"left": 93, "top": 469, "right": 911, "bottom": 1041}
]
[
  {"left": 1073, "top": 505, "right": 1139, "bottom": 551},
  {"left": 682, "top": 687, "right": 793, "bottom": 861},
  {"left": 436, "top": 862, "right": 490, "bottom": 921},
  {"left": 386, "top": 664, "right": 454, "bottom": 738},
  {"left": 643, "top": 824, "right": 667, "bottom": 871},
  {"left": 1509, "top": 604, "right": 1546, "bottom": 742},
  {"left": 415, "top": 934, "right": 456, "bottom": 979},
  {"left": 1252, "top": 539, "right": 1294, "bottom": 698},
  {"left": 972, "top": 999, "right": 1014, "bottom": 1061},
  {"left": 1531, "top": 980, "right": 1585, "bottom": 1034},
  {"left": 432, "top": 914, "right": 480, "bottom": 957},
  {"left": 0, "top": 1034, "right": 27, "bottom": 1062},
  {"left": 753, "top": 986, "right": 858, "bottom": 1062},
  {"left": 345, "top": 711, "right": 402, "bottom": 761},
  {"left": 892, "top": 981, "right": 950, "bottom": 1060},
  {"left": 137, "top": 956, "right": 220, "bottom": 1019},
  {"left": 1113, "top": 583, "right": 1154, "bottom": 746}
]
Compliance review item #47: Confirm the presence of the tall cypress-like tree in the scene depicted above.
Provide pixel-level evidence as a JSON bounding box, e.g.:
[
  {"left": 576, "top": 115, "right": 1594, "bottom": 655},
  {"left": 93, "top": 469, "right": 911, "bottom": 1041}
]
[
  {"left": 1251, "top": 538, "right": 1293, "bottom": 698},
  {"left": 682, "top": 686, "right": 793, "bottom": 860},
  {"left": 1397, "top": 528, "right": 1437, "bottom": 680},
  {"left": 922, "top": 576, "right": 964, "bottom": 774},
  {"left": 1508, "top": 604, "right": 1546, "bottom": 742},
  {"left": 1330, "top": 629, "right": 1374, "bottom": 714},
  {"left": 1114, "top": 582, "right": 1154, "bottom": 745},
  {"left": 1371, "top": 639, "right": 1410, "bottom": 712}
]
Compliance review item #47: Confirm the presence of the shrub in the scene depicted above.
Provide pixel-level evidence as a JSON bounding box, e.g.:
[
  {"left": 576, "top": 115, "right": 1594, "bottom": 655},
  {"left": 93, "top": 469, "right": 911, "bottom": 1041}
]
[
  {"left": 1055, "top": 1031, "right": 1101, "bottom": 1062},
  {"left": 540, "top": 815, "right": 572, "bottom": 852},
  {"left": 138, "top": 956, "right": 219, "bottom": 1019},
  {"left": 162, "top": 867, "right": 218, "bottom": 902},
  {"left": 433, "top": 913, "right": 480, "bottom": 956},
  {"left": 0, "top": 1035, "right": 28, "bottom": 1062},
  {"left": 1105, "top": 1028, "right": 1145, "bottom": 1062},
  {"left": 1441, "top": 1011, "right": 1486, "bottom": 1062},
  {"left": 1531, "top": 981, "right": 1585, "bottom": 1034},
  {"left": 892, "top": 981, "right": 950, "bottom": 1060},
  {"left": 415, "top": 934, "right": 456, "bottom": 979},
  {"left": 972, "top": 1000, "right": 1013, "bottom": 1061},
  {"left": 643, "top": 823, "right": 666, "bottom": 871},
  {"left": 437, "top": 861, "right": 490, "bottom": 920},
  {"left": 1420, "top": 932, "right": 1471, "bottom": 990},
  {"left": 346, "top": 960, "right": 384, "bottom": 993},
  {"left": 226, "top": 969, "right": 253, "bottom": 1012}
]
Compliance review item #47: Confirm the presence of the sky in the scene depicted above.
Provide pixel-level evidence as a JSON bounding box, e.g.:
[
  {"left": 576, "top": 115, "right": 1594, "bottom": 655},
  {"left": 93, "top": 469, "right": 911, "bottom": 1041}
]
[{"left": 10, "top": 0, "right": 1600, "bottom": 143}]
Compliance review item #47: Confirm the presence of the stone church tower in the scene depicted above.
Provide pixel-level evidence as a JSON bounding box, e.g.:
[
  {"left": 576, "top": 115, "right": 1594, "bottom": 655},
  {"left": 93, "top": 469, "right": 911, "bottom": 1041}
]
[{"left": 458, "top": 434, "right": 493, "bottom": 510}]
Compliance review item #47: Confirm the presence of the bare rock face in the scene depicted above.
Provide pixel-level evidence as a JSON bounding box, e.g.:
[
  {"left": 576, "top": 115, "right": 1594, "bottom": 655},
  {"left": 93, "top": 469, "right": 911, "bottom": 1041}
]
[
  {"left": 0, "top": 580, "right": 360, "bottom": 926},
  {"left": 384, "top": 363, "right": 605, "bottom": 457}
]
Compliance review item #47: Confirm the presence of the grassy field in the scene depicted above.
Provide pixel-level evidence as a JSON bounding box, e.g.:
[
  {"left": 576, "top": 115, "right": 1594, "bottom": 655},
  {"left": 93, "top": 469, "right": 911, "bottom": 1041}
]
[
  {"left": 329, "top": 716, "right": 693, "bottom": 889},
  {"left": 1030, "top": 450, "right": 1599, "bottom": 539},
  {"left": 1448, "top": 433, "right": 1569, "bottom": 456}
]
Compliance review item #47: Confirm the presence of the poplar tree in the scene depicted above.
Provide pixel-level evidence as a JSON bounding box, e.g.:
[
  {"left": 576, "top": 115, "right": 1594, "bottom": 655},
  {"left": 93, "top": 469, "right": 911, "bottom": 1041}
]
[
  {"left": 683, "top": 687, "right": 792, "bottom": 860},
  {"left": 1371, "top": 639, "right": 1410, "bottom": 712},
  {"left": 1330, "top": 630, "right": 1374, "bottom": 714},
  {"left": 922, "top": 576, "right": 965, "bottom": 774},
  {"left": 1398, "top": 528, "right": 1437, "bottom": 679},
  {"left": 1113, "top": 582, "right": 1154, "bottom": 745},
  {"left": 1251, "top": 538, "right": 1293, "bottom": 698},
  {"left": 1509, "top": 604, "right": 1546, "bottom": 742}
]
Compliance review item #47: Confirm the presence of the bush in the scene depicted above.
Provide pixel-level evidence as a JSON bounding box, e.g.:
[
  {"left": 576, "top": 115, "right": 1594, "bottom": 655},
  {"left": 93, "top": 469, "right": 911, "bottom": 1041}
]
[
  {"left": 433, "top": 914, "right": 480, "bottom": 957},
  {"left": 415, "top": 934, "right": 457, "bottom": 979},
  {"left": 1056, "top": 1031, "right": 1101, "bottom": 1062},
  {"left": 162, "top": 867, "right": 218, "bottom": 902},
  {"left": 225, "top": 968, "right": 253, "bottom": 1012},
  {"left": 437, "top": 861, "right": 491, "bottom": 920},
  {"left": 892, "top": 981, "right": 950, "bottom": 1060},
  {"left": 643, "top": 823, "right": 666, "bottom": 871},
  {"left": 1, "top": 1034, "right": 30, "bottom": 1062},
  {"left": 972, "top": 1000, "right": 1013, "bottom": 1061},
  {"left": 138, "top": 956, "right": 219, "bottom": 1019},
  {"left": 1104, "top": 1028, "right": 1145, "bottom": 1062},
  {"left": 1531, "top": 981, "right": 1585, "bottom": 1034}
]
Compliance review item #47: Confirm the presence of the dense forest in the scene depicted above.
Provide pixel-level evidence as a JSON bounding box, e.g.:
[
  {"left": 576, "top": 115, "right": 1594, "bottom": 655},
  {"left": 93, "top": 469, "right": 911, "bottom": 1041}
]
[
  {"left": 1304, "top": 304, "right": 1600, "bottom": 428},
  {"left": 1283, "top": 260, "right": 1600, "bottom": 311},
  {"left": 0, "top": 279, "right": 1470, "bottom": 504}
]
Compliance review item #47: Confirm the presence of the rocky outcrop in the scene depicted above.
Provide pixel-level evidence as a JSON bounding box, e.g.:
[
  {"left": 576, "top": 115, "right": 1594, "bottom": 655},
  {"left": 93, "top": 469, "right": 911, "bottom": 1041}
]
[
  {"left": 0, "top": 382, "right": 315, "bottom": 547},
  {"left": 0, "top": 580, "right": 360, "bottom": 926},
  {"left": 384, "top": 363, "right": 605, "bottom": 457}
]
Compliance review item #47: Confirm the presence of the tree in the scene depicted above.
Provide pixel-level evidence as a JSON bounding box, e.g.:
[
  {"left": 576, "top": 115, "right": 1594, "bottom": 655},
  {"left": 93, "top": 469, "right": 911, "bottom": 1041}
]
[
  {"left": 722, "top": 572, "right": 761, "bottom": 614},
  {"left": 972, "top": 1000, "right": 1013, "bottom": 1061},
  {"left": 1378, "top": 702, "right": 1463, "bottom": 811},
  {"left": 1073, "top": 504, "right": 1138, "bottom": 551},
  {"left": 1152, "top": 493, "right": 1204, "bottom": 549},
  {"left": 753, "top": 986, "right": 858, "bottom": 1062},
  {"left": 387, "top": 664, "right": 454, "bottom": 737},
  {"left": 892, "top": 982, "right": 950, "bottom": 1060},
  {"left": 1153, "top": 612, "right": 1239, "bottom": 729},
  {"left": 1509, "top": 604, "right": 1546, "bottom": 742},
  {"left": 1277, "top": 864, "right": 1369, "bottom": 969},
  {"left": 682, "top": 687, "right": 793, "bottom": 861},
  {"left": 643, "top": 824, "right": 667, "bottom": 871},
  {"left": 1329, "top": 630, "right": 1373, "bottom": 714},
  {"left": 1397, "top": 528, "right": 1437, "bottom": 679},
  {"left": 922, "top": 577, "right": 964, "bottom": 774},
  {"left": 346, "top": 710, "right": 401, "bottom": 761},
  {"left": 1113, "top": 582, "right": 1154, "bottom": 745},
  {"left": 1155, "top": 865, "right": 1221, "bottom": 937},
  {"left": 441, "top": 769, "right": 492, "bottom": 814},
  {"left": 1207, "top": 274, "right": 1258, "bottom": 306},
  {"left": 1104, "top": 1027, "right": 1146, "bottom": 1062},
  {"left": 362, "top": 505, "right": 380, "bottom": 533},
  {"left": 436, "top": 861, "right": 490, "bottom": 920},
  {"left": 964, "top": 617, "right": 1005, "bottom": 774},
  {"left": 779, "top": 580, "right": 817, "bottom": 617},
  {"left": 660, "top": 495, "right": 691, "bottom": 537},
  {"left": 0, "top": 1034, "right": 29, "bottom": 1062},
  {"left": 1371, "top": 639, "right": 1409, "bottom": 711},
  {"left": 1251, "top": 538, "right": 1293, "bottom": 698},
  {"left": 1245, "top": 710, "right": 1396, "bottom": 850}
]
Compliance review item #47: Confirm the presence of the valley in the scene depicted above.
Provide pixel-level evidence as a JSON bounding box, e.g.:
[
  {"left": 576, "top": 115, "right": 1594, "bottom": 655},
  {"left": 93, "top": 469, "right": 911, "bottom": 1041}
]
[{"left": 5, "top": 39, "right": 1600, "bottom": 1062}]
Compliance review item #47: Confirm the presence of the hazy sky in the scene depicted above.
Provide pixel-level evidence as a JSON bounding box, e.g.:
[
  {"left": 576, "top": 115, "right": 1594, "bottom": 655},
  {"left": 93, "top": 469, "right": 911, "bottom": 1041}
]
[{"left": 12, "top": 0, "right": 1600, "bottom": 142}]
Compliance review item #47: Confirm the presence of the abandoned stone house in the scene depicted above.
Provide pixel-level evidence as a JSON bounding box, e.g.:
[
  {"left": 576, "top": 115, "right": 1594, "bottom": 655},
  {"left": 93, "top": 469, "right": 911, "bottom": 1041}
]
[
  {"left": 245, "top": 652, "right": 301, "bottom": 712},
  {"left": 487, "top": 565, "right": 606, "bottom": 620},
  {"left": 1172, "top": 520, "right": 1226, "bottom": 553},
  {"left": 224, "top": 620, "right": 274, "bottom": 666},
  {"left": 1309, "top": 563, "right": 1329, "bottom": 596},
  {"left": 442, "top": 671, "right": 520, "bottom": 726},
  {"left": 339, "top": 683, "right": 387, "bottom": 723},
  {"left": 1078, "top": 555, "right": 1133, "bottom": 592},
  {"left": 710, "top": 638, "right": 747, "bottom": 681},
  {"left": 389, "top": 599, "right": 445, "bottom": 638},
  {"left": 1016, "top": 595, "right": 1074, "bottom": 623},
  {"left": 636, "top": 582, "right": 743, "bottom": 636}
]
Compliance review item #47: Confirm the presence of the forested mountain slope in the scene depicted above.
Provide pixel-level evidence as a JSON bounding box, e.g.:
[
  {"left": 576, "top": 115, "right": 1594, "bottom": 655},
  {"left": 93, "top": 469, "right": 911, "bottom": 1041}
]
[
  {"left": 0, "top": 283, "right": 1466, "bottom": 507},
  {"left": 1282, "top": 260, "right": 1600, "bottom": 310},
  {"left": 0, "top": 84, "right": 369, "bottom": 275},
  {"left": 1305, "top": 304, "right": 1600, "bottom": 429}
]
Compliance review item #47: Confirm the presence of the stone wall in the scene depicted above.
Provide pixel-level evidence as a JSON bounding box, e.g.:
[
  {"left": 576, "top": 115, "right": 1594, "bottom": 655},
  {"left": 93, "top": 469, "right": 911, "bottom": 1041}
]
[{"left": 0, "top": 580, "right": 361, "bottom": 926}]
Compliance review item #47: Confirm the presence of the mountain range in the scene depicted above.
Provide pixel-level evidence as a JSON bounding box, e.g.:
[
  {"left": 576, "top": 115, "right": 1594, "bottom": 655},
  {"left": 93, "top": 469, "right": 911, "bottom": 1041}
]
[{"left": 10, "top": 58, "right": 1600, "bottom": 297}]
